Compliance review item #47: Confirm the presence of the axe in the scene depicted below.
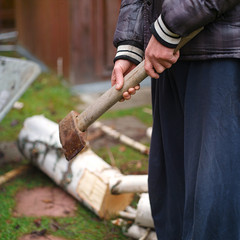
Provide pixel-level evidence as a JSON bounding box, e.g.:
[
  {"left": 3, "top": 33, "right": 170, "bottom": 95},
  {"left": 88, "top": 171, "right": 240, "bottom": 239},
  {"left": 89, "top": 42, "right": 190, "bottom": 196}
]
[{"left": 59, "top": 28, "right": 203, "bottom": 161}]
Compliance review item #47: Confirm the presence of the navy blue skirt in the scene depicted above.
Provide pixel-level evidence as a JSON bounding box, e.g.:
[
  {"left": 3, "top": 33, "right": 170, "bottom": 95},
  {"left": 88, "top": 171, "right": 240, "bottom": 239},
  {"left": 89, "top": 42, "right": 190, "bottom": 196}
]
[{"left": 148, "top": 59, "right": 240, "bottom": 240}]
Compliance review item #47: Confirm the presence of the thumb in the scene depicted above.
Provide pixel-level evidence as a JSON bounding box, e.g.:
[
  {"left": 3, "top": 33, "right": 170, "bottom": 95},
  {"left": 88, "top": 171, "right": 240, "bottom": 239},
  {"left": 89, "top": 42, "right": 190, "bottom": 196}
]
[{"left": 114, "top": 66, "right": 124, "bottom": 90}]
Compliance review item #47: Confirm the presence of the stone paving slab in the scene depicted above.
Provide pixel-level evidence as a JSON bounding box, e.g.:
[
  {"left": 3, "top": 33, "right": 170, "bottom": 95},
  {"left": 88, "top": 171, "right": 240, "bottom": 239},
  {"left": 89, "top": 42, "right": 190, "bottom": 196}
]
[
  {"left": 0, "top": 56, "right": 40, "bottom": 122},
  {"left": 14, "top": 187, "right": 77, "bottom": 217}
]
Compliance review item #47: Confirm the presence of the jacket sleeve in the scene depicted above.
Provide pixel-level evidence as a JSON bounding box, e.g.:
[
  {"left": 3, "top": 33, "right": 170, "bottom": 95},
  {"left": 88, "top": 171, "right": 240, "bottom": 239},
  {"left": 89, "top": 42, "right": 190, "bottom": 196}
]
[
  {"left": 113, "top": 0, "right": 144, "bottom": 65},
  {"left": 152, "top": 0, "right": 240, "bottom": 48}
]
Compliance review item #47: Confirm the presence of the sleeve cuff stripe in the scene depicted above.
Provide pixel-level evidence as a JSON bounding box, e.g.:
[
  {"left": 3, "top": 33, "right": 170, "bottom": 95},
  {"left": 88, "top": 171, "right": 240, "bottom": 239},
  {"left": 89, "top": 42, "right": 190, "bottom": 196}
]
[
  {"left": 117, "top": 45, "right": 144, "bottom": 58},
  {"left": 157, "top": 19, "right": 180, "bottom": 39},
  {"left": 158, "top": 15, "right": 180, "bottom": 38},
  {"left": 154, "top": 21, "right": 181, "bottom": 45},
  {"left": 115, "top": 51, "right": 143, "bottom": 63},
  {"left": 114, "top": 56, "right": 141, "bottom": 65},
  {"left": 117, "top": 50, "right": 143, "bottom": 59}
]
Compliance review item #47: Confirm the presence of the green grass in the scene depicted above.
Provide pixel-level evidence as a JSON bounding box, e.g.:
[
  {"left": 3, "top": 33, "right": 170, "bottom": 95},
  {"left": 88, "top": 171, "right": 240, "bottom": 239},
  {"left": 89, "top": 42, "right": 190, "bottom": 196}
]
[
  {"left": 97, "top": 106, "right": 152, "bottom": 175},
  {"left": 0, "top": 165, "right": 130, "bottom": 240},
  {"left": 0, "top": 72, "right": 79, "bottom": 141},
  {"left": 101, "top": 106, "right": 152, "bottom": 127},
  {"left": 96, "top": 144, "right": 149, "bottom": 175},
  {"left": 0, "top": 52, "right": 152, "bottom": 239},
  {"left": 0, "top": 51, "right": 23, "bottom": 59}
]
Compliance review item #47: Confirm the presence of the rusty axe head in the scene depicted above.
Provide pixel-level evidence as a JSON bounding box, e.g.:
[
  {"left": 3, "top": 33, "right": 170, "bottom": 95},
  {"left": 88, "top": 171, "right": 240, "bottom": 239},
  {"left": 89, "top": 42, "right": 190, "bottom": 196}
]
[{"left": 59, "top": 111, "right": 86, "bottom": 161}]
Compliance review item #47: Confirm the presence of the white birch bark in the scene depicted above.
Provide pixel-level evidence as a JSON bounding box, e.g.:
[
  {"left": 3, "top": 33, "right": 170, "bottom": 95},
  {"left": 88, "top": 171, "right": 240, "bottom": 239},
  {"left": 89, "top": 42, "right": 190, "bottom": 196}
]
[
  {"left": 146, "top": 127, "right": 152, "bottom": 139},
  {"left": 124, "top": 224, "right": 157, "bottom": 240},
  {"left": 18, "top": 115, "right": 133, "bottom": 219},
  {"left": 135, "top": 193, "right": 154, "bottom": 228},
  {"left": 109, "top": 175, "right": 148, "bottom": 194},
  {"left": 118, "top": 210, "right": 136, "bottom": 220}
]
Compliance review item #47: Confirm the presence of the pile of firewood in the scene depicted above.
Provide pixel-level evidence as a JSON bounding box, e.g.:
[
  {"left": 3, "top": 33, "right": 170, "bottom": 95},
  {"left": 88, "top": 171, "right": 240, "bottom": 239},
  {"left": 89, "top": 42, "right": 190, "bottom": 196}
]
[{"left": 18, "top": 115, "right": 157, "bottom": 239}]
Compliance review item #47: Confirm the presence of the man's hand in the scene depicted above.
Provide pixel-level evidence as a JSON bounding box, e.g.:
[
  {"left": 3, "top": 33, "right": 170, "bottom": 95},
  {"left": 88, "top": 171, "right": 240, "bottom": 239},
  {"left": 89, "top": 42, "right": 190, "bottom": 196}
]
[
  {"left": 111, "top": 59, "right": 140, "bottom": 101},
  {"left": 144, "top": 35, "right": 180, "bottom": 79}
]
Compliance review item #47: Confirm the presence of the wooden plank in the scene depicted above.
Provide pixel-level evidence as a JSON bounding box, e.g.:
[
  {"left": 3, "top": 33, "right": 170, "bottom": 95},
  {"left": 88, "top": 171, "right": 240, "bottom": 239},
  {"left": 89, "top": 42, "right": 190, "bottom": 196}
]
[
  {"left": 15, "top": 0, "right": 70, "bottom": 77},
  {"left": 15, "top": 0, "right": 121, "bottom": 83},
  {"left": 0, "top": 164, "right": 31, "bottom": 186},
  {"left": 70, "top": 0, "right": 121, "bottom": 84},
  {"left": 70, "top": 0, "right": 94, "bottom": 84}
]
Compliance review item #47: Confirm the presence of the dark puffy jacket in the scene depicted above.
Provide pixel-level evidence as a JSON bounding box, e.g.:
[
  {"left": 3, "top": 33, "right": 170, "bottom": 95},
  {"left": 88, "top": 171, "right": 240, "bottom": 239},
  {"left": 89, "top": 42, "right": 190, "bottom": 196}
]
[{"left": 113, "top": 0, "right": 240, "bottom": 63}]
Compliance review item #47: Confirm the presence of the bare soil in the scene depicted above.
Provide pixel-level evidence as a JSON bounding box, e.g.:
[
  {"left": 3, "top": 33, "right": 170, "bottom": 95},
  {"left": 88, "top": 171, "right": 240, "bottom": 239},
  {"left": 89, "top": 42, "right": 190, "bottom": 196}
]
[
  {"left": 19, "top": 234, "right": 66, "bottom": 240},
  {"left": 14, "top": 186, "right": 77, "bottom": 217},
  {"left": 1, "top": 115, "right": 150, "bottom": 240}
]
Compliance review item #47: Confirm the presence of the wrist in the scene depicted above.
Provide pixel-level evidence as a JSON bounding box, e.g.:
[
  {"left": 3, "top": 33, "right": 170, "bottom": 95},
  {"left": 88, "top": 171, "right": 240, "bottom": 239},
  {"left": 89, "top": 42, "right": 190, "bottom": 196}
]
[{"left": 114, "top": 41, "right": 144, "bottom": 65}]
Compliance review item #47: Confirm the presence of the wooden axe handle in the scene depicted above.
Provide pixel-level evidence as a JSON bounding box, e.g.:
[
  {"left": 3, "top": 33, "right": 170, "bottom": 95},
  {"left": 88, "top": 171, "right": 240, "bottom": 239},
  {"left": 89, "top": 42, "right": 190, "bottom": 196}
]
[
  {"left": 76, "top": 28, "right": 203, "bottom": 132},
  {"left": 77, "top": 60, "right": 147, "bottom": 131}
]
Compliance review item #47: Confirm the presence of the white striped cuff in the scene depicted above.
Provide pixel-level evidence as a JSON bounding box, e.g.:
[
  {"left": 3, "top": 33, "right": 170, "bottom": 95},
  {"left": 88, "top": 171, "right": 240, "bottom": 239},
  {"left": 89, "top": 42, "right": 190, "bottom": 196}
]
[
  {"left": 152, "top": 15, "right": 181, "bottom": 48},
  {"left": 114, "top": 44, "right": 144, "bottom": 65}
]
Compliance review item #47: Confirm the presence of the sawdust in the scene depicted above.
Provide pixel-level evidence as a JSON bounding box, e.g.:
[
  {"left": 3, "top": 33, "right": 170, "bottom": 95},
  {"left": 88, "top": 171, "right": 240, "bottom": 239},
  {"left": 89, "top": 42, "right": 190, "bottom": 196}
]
[{"left": 14, "top": 186, "right": 77, "bottom": 217}]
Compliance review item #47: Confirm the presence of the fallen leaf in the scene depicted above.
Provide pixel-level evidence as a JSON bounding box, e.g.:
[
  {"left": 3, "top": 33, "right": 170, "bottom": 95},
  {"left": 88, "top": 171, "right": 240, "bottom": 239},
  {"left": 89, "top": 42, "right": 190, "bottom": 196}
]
[
  {"left": 136, "top": 161, "right": 142, "bottom": 169},
  {"left": 31, "top": 229, "right": 47, "bottom": 236},
  {"left": 50, "top": 220, "right": 60, "bottom": 231},
  {"left": 42, "top": 199, "right": 53, "bottom": 204},
  {"left": 10, "top": 119, "right": 19, "bottom": 127},
  {"left": 34, "top": 218, "right": 41, "bottom": 227},
  {"left": 119, "top": 146, "right": 126, "bottom": 152},
  {"left": 14, "top": 224, "right": 20, "bottom": 230}
]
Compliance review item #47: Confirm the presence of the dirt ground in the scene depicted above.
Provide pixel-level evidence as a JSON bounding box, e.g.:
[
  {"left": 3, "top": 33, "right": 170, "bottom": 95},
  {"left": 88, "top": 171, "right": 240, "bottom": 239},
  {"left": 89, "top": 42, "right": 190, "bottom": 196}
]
[
  {"left": 19, "top": 234, "right": 67, "bottom": 240},
  {"left": 14, "top": 187, "right": 77, "bottom": 217},
  {"left": 14, "top": 187, "right": 76, "bottom": 240},
  {"left": 0, "top": 114, "right": 150, "bottom": 240}
]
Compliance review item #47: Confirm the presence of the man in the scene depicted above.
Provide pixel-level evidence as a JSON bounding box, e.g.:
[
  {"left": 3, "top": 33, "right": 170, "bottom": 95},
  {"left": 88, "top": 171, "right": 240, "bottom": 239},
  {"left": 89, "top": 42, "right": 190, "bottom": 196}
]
[{"left": 111, "top": 0, "right": 240, "bottom": 239}]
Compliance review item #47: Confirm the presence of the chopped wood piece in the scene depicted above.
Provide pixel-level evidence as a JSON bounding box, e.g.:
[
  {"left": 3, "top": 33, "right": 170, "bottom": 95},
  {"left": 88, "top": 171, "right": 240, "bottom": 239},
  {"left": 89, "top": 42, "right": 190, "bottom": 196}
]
[
  {"left": 109, "top": 175, "right": 148, "bottom": 194},
  {"left": 146, "top": 127, "right": 152, "bottom": 139},
  {"left": 18, "top": 115, "right": 133, "bottom": 219},
  {"left": 0, "top": 164, "right": 31, "bottom": 186},
  {"left": 124, "top": 224, "right": 157, "bottom": 240},
  {"left": 139, "top": 228, "right": 151, "bottom": 240},
  {"left": 118, "top": 210, "right": 136, "bottom": 220},
  {"left": 135, "top": 194, "right": 154, "bottom": 228},
  {"left": 92, "top": 121, "right": 149, "bottom": 155}
]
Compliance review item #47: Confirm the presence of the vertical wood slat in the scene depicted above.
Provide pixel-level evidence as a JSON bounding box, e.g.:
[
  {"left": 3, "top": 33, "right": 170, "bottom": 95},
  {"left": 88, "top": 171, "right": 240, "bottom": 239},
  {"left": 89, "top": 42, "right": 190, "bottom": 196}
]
[
  {"left": 15, "top": 0, "right": 70, "bottom": 77},
  {"left": 70, "top": 0, "right": 121, "bottom": 84},
  {"left": 70, "top": 0, "right": 94, "bottom": 84},
  {"left": 0, "top": 0, "right": 15, "bottom": 30},
  {"left": 93, "top": 0, "right": 121, "bottom": 79},
  {"left": 105, "top": 0, "right": 121, "bottom": 70},
  {"left": 15, "top": 0, "right": 121, "bottom": 84}
]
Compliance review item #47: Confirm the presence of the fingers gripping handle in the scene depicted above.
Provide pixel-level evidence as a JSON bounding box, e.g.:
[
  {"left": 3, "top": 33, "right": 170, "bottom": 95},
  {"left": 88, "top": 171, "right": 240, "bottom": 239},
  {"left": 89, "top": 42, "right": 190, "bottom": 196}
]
[
  {"left": 76, "top": 27, "right": 203, "bottom": 132},
  {"left": 77, "top": 60, "right": 147, "bottom": 132}
]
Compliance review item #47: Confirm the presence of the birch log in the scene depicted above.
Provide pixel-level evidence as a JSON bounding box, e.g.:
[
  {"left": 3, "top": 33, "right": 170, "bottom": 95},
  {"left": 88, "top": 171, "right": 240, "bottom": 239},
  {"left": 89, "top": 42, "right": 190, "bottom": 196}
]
[
  {"left": 118, "top": 210, "right": 136, "bottom": 220},
  {"left": 135, "top": 193, "right": 154, "bottom": 228},
  {"left": 124, "top": 224, "right": 157, "bottom": 240},
  {"left": 18, "top": 115, "right": 133, "bottom": 219},
  {"left": 109, "top": 175, "right": 148, "bottom": 194},
  {"left": 146, "top": 127, "right": 152, "bottom": 139},
  {"left": 92, "top": 121, "right": 149, "bottom": 155}
]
